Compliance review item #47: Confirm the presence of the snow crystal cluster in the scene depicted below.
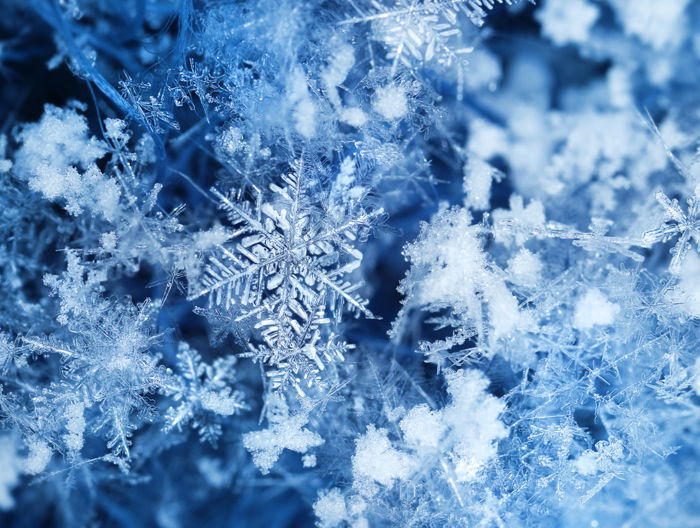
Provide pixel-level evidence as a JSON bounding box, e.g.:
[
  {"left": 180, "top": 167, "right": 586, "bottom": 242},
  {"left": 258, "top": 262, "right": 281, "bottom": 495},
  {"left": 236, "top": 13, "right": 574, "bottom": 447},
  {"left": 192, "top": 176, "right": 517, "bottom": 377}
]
[{"left": 0, "top": 0, "right": 699, "bottom": 526}]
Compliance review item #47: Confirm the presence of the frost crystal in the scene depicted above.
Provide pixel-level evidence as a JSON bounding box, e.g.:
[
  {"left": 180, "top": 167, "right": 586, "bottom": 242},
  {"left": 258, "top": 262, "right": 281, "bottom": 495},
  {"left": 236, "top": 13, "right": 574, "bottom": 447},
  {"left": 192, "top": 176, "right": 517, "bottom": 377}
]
[
  {"left": 162, "top": 343, "right": 246, "bottom": 444},
  {"left": 537, "top": 0, "right": 599, "bottom": 46},
  {"left": 352, "top": 425, "right": 415, "bottom": 491},
  {"left": 397, "top": 206, "right": 531, "bottom": 362},
  {"left": 2, "top": 1, "right": 700, "bottom": 526},
  {"left": 441, "top": 369, "right": 507, "bottom": 482},
  {"left": 373, "top": 85, "right": 408, "bottom": 121},
  {"left": 643, "top": 190, "right": 700, "bottom": 274},
  {"left": 573, "top": 288, "right": 620, "bottom": 331},
  {"left": 463, "top": 157, "right": 499, "bottom": 211},
  {"left": 189, "top": 162, "right": 380, "bottom": 394},
  {"left": 243, "top": 393, "right": 323, "bottom": 474},
  {"left": 22, "top": 438, "right": 51, "bottom": 475},
  {"left": 313, "top": 488, "right": 348, "bottom": 528},
  {"left": 0, "top": 437, "right": 20, "bottom": 510},
  {"left": 14, "top": 105, "right": 121, "bottom": 220}
]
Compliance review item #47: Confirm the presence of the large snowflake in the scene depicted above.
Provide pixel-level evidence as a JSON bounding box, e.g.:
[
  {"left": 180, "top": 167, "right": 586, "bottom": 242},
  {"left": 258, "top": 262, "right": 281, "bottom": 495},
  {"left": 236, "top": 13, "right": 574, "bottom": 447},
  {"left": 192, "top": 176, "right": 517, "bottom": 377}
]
[{"left": 188, "top": 161, "right": 379, "bottom": 395}]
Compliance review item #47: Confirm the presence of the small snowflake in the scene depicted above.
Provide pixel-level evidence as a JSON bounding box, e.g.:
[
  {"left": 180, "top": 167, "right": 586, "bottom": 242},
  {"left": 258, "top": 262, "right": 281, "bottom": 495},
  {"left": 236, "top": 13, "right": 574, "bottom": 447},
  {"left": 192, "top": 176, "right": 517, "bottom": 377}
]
[{"left": 643, "top": 190, "right": 700, "bottom": 274}]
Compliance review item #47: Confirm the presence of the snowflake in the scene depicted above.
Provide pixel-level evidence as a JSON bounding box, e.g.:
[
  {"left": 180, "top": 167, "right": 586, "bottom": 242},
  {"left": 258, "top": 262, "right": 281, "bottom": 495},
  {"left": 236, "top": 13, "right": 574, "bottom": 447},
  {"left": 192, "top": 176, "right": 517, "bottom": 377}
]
[
  {"left": 161, "top": 343, "right": 246, "bottom": 444},
  {"left": 242, "top": 392, "right": 323, "bottom": 474},
  {"left": 118, "top": 73, "right": 179, "bottom": 133},
  {"left": 23, "top": 298, "right": 164, "bottom": 460},
  {"left": 341, "top": 0, "right": 521, "bottom": 91},
  {"left": 188, "top": 161, "right": 380, "bottom": 395},
  {"left": 643, "top": 190, "right": 700, "bottom": 274}
]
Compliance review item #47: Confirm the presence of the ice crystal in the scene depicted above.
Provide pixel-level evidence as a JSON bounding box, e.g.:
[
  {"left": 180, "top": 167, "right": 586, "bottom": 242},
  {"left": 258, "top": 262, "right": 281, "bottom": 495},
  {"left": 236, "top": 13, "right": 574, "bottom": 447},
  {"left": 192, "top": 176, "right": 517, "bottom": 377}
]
[
  {"left": 643, "top": 190, "right": 700, "bottom": 274},
  {"left": 161, "top": 343, "right": 246, "bottom": 444},
  {"left": 188, "top": 161, "right": 380, "bottom": 394},
  {"left": 1, "top": 1, "right": 700, "bottom": 526}
]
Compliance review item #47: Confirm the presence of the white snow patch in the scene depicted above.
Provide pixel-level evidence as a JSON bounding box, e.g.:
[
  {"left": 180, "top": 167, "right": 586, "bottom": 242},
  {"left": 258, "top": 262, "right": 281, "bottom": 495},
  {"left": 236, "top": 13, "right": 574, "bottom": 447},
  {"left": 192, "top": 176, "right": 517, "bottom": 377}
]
[
  {"left": 373, "top": 85, "right": 408, "bottom": 121},
  {"left": 537, "top": 0, "right": 599, "bottom": 46},
  {"left": 314, "top": 488, "right": 348, "bottom": 528},
  {"left": 573, "top": 288, "right": 620, "bottom": 330}
]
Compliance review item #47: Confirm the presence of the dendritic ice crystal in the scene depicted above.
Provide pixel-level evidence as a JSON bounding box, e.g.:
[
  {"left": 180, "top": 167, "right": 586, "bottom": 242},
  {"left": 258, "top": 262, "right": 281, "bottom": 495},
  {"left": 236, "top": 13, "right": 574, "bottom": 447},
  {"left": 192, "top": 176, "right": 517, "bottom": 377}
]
[
  {"left": 0, "top": 1, "right": 699, "bottom": 527},
  {"left": 187, "top": 161, "right": 381, "bottom": 395}
]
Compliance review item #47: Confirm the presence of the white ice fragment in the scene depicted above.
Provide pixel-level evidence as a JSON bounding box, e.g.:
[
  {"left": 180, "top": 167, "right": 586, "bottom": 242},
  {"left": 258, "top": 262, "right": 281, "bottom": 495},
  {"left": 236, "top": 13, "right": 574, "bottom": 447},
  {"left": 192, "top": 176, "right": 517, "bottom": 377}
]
[
  {"left": 340, "top": 107, "right": 368, "bottom": 127},
  {"left": 14, "top": 104, "right": 106, "bottom": 177},
  {"left": 200, "top": 390, "right": 240, "bottom": 416},
  {"left": 0, "top": 436, "right": 21, "bottom": 510},
  {"left": 194, "top": 225, "right": 231, "bottom": 250},
  {"left": 573, "top": 288, "right": 620, "bottom": 330},
  {"left": 314, "top": 488, "right": 348, "bottom": 528},
  {"left": 218, "top": 127, "right": 245, "bottom": 154},
  {"left": 288, "top": 68, "right": 317, "bottom": 138},
  {"left": 610, "top": 0, "right": 690, "bottom": 50},
  {"left": 507, "top": 248, "right": 542, "bottom": 287},
  {"left": 399, "top": 404, "right": 446, "bottom": 450},
  {"left": 243, "top": 394, "right": 323, "bottom": 474},
  {"left": 463, "top": 157, "right": 498, "bottom": 211},
  {"left": 574, "top": 450, "right": 600, "bottom": 476},
  {"left": 14, "top": 105, "right": 121, "bottom": 221},
  {"left": 373, "top": 85, "right": 408, "bottom": 121},
  {"left": 63, "top": 402, "right": 86, "bottom": 453},
  {"left": 666, "top": 252, "right": 700, "bottom": 318},
  {"left": 322, "top": 43, "right": 355, "bottom": 109},
  {"left": 484, "top": 279, "right": 533, "bottom": 339},
  {"left": 100, "top": 232, "right": 118, "bottom": 251},
  {"left": 104, "top": 118, "right": 130, "bottom": 144},
  {"left": 302, "top": 453, "right": 317, "bottom": 468},
  {"left": 23, "top": 438, "right": 52, "bottom": 475},
  {"left": 536, "top": 0, "right": 599, "bottom": 46},
  {"left": 442, "top": 369, "right": 507, "bottom": 482},
  {"left": 352, "top": 425, "right": 414, "bottom": 489}
]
